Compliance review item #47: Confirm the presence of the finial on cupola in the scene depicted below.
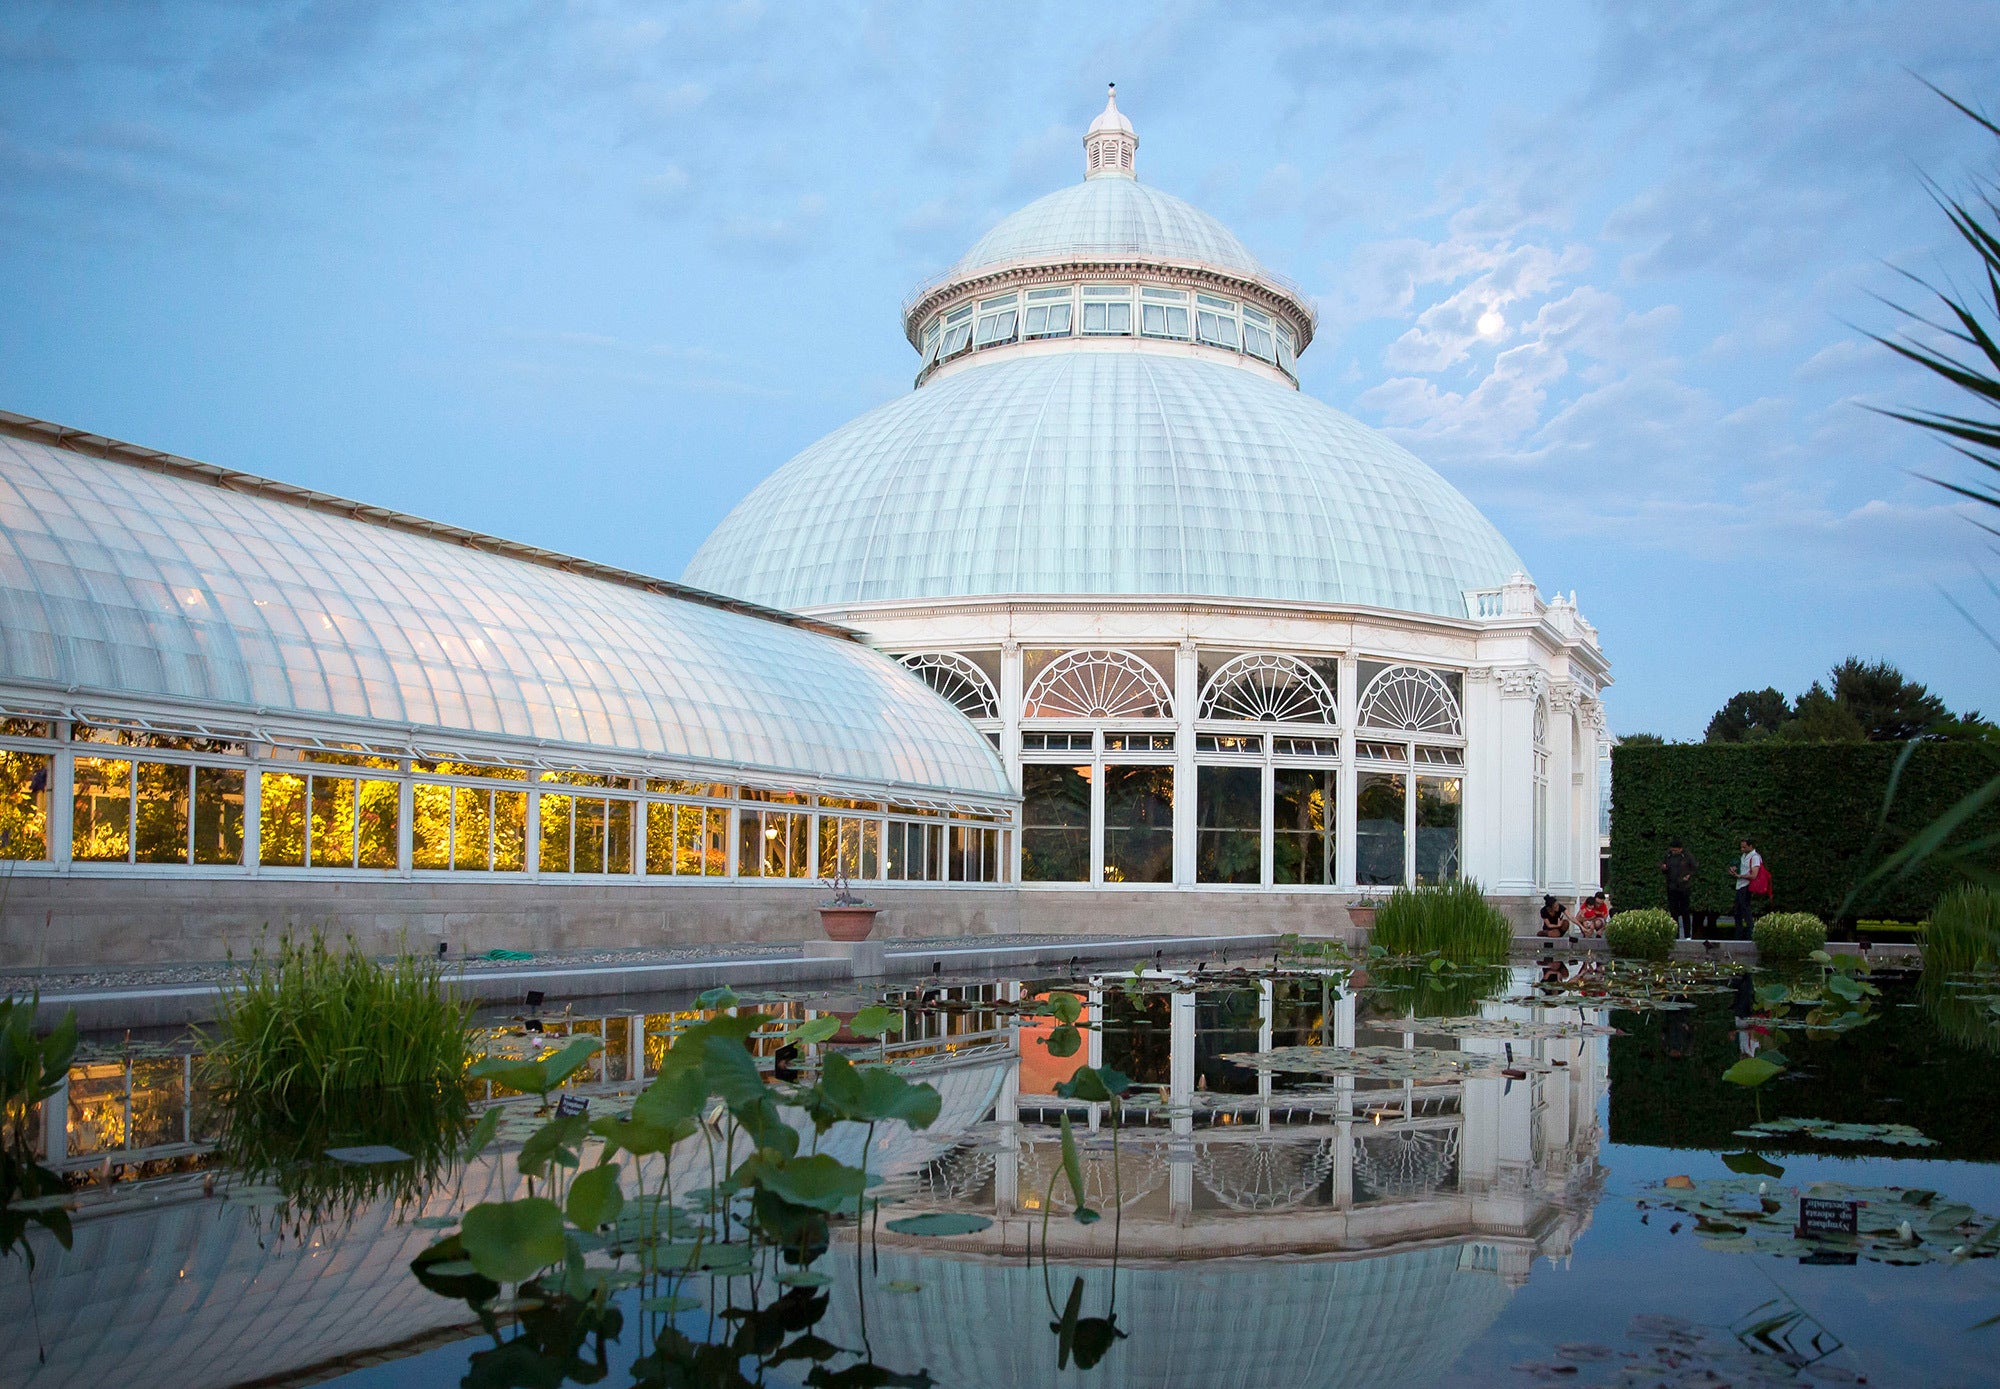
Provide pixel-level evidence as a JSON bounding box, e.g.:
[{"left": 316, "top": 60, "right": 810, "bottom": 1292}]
[{"left": 1084, "top": 83, "right": 1138, "bottom": 179}]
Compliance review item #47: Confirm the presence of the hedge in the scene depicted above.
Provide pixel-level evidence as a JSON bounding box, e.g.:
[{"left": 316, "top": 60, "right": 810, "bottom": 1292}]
[
  {"left": 1609, "top": 742, "right": 2000, "bottom": 922},
  {"left": 1605, "top": 908, "right": 1676, "bottom": 960},
  {"left": 1752, "top": 912, "right": 1827, "bottom": 962}
]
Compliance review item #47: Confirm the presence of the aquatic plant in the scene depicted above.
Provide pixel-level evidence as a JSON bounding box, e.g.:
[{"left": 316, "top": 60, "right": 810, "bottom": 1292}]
[
  {"left": 1362, "top": 957, "right": 1512, "bottom": 1019},
  {"left": 211, "top": 1079, "right": 474, "bottom": 1229},
  {"left": 410, "top": 998, "right": 946, "bottom": 1383},
  {"left": 1368, "top": 878, "right": 1512, "bottom": 962},
  {"left": 1606, "top": 908, "right": 1677, "bottom": 961},
  {"left": 1924, "top": 885, "right": 1999, "bottom": 978},
  {"left": 1, "top": 994, "right": 76, "bottom": 1267},
  {"left": 201, "top": 932, "right": 473, "bottom": 1107},
  {"left": 1751, "top": 912, "right": 1828, "bottom": 963}
]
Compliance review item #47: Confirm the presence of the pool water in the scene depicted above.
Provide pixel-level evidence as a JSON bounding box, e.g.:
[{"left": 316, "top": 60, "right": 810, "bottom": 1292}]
[{"left": 6, "top": 951, "right": 2000, "bottom": 1388}]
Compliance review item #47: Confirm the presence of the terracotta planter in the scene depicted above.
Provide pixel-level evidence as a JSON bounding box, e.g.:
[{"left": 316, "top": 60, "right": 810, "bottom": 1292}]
[
  {"left": 1347, "top": 905, "right": 1378, "bottom": 932},
  {"left": 817, "top": 904, "right": 880, "bottom": 942}
]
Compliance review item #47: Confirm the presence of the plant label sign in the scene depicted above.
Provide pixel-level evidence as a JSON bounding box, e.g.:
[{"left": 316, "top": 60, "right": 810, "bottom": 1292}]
[{"left": 1797, "top": 1197, "right": 1859, "bottom": 1238}]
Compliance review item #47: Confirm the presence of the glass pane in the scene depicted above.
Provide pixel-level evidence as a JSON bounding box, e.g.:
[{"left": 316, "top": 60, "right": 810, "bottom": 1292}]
[
  {"left": 309, "top": 776, "right": 356, "bottom": 868},
  {"left": 786, "top": 812, "right": 809, "bottom": 878},
  {"left": 738, "top": 810, "right": 766, "bottom": 878},
  {"left": 1415, "top": 776, "right": 1462, "bottom": 884},
  {"left": 705, "top": 807, "right": 730, "bottom": 876},
  {"left": 454, "top": 785, "right": 491, "bottom": 870},
  {"left": 884, "top": 821, "right": 909, "bottom": 881},
  {"left": 1273, "top": 767, "right": 1335, "bottom": 886},
  {"left": 193, "top": 766, "right": 245, "bottom": 866},
  {"left": 358, "top": 780, "right": 399, "bottom": 869},
  {"left": 1196, "top": 765, "right": 1260, "bottom": 885},
  {"left": 129, "top": 1057, "right": 185, "bottom": 1148},
  {"left": 646, "top": 801, "right": 675, "bottom": 874},
  {"left": 133, "top": 762, "right": 189, "bottom": 864},
  {"left": 1356, "top": 772, "right": 1407, "bottom": 886},
  {"left": 493, "top": 792, "right": 527, "bottom": 871},
  {"left": 1021, "top": 765, "right": 1090, "bottom": 882},
  {"left": 72, "top": 757, "right": 132, "bottom": 862},
  {"left": 860, "top": 819, "right": 879, "bottom": 880},
  {"left": 540, "top": 794, "right": 574, "bottom": 873},
  {"left": 1104, "top": 765, "right": 1173, "bottom": 884},
  {"left": 259, "top": 771, "right": 306, "bottom": 866},
  {"left": 607, "top": 800, "right": 633, "bottom": 874},
  {"left": 575, "top": 799, "right": 606, "bottom": 874},
  {"left": 665, "top": 804, "right": 695, "bottom": 875},
  {"left": 412, "top": 783, "right": 453, "bottom": 869},
  {"left": 0, "top": 749, "right": 49, "bottom": 860}
]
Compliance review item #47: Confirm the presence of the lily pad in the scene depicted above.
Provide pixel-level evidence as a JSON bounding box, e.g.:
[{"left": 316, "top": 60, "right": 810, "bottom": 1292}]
[
  {"left": 411, "top": 1214, "right": 460, "bottom": 1229},
  {"left": 777, "top": 1269, "right": 835, "bottom": 1287},
  {"left": 884, "top": 1212, "right": 993, "bottom": 1237},
  {"left": 641, "top": 1294, "right": 703, "bottom": 1313}
]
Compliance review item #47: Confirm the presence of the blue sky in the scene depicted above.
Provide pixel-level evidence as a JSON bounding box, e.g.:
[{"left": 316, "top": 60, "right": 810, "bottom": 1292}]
[{"left": 2, "top": 1, "right": 1996, "bottom": 739}]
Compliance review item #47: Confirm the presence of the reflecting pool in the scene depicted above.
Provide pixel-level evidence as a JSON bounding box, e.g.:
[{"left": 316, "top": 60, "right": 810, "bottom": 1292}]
[{"left": 5, "top": 949, "right": 2000, "bottom": 1387}]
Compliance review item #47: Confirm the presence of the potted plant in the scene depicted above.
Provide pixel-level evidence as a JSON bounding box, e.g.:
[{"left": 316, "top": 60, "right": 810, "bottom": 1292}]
[
  {"left": 816, "top": 863, "right": 880, "bottom": 942},
  {"left": 1347, "top": 899, "right": 1378, "bottom": 932}
]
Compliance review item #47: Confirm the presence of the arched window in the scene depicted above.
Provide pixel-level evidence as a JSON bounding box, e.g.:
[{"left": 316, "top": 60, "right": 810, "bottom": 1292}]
[
  {"left": 1197, "top": 653, "right": 1337, "bottom": 726},
  {"left": 1024, "top": 650, "right": 1173, "bottom": 720},
  {"left": 1357, "top": 666, "right": 1461, "bottom": 737},
  {"left": 898, "top": 652, "right": 999, "bottom": 721}
]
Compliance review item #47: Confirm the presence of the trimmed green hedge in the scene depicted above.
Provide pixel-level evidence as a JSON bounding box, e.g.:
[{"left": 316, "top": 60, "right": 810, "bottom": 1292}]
[
  {"left": 1609, "top": 742, "right": 2000, "bottom": 922},
  {"left": 1606, "top": 908, "right": 1676, "bottom": 960},
  {"left": 1752, "top": 911, "right": 1827, "bottom": 961}
]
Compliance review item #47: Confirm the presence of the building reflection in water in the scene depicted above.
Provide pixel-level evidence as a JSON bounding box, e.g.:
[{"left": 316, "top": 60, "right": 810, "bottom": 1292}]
[{"left": 1, "top": 967, "right": 1605, "bottom": 1388}]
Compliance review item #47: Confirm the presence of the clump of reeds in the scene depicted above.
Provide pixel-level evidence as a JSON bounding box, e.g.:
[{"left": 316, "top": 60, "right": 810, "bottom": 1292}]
[
  {"left": 1922, "top": 885, "right": 1998, "bottom": 979},
  {"left": 202, "top": 932, "right": 472, "bottom": 1109},
  {"left": 1369, "top": 879, "right": 1512, "bottom": 963}
]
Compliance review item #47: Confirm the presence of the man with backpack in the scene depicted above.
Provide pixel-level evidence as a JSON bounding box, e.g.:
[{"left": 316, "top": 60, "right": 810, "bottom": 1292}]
[{"left": 1734, "top": 838, "right": 1768, "bottom": 934}]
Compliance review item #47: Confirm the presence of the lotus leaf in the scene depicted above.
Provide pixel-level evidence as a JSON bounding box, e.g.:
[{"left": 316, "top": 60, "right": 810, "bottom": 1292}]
[
  {"left": 565, "top": 1163, "right": 626, "bottom": 1230},
  {"left": 884, "top": 1212, "right": 993, "bottom": 1236},
  {"left": 460, "top": 1197, "right": 565, "bottom": 1284}
]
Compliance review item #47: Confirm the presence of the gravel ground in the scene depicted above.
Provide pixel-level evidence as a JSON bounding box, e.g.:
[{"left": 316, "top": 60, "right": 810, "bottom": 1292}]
[{"left": 2, "top": 931, "right": 1132, "bottom": 997}]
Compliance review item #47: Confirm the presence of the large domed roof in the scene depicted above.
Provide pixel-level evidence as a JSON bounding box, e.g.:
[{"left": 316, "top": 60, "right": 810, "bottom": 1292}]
[
  {"left": 949, "top": 177, "right": 1269, "bottom": 282},
  {"left": 683, "top": 352, "right": 1523, "bottom": 617}
]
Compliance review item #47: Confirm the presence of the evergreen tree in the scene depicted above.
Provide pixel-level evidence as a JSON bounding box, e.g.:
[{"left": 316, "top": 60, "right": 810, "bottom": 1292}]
[
  {"left": 1829, "top": 657, "right": 1949, "bottom": 741},
  {"left": 1704, "top": 688, "right": 1790, "bottom": 743}
]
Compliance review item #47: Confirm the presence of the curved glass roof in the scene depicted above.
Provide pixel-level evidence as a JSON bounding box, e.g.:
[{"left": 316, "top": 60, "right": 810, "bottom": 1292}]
[
  {"left": 684, "top": 352, "right": 1525, "bottom": 617},
  {"left": 0, "top": 430, "right": 1011, "bottom": 800},
  {"left": 950, "top": 177, "right": 1269, "bottom": 282},
  {"left": 815, "top": 1244, "right": 1515, "bottom": 1389}
]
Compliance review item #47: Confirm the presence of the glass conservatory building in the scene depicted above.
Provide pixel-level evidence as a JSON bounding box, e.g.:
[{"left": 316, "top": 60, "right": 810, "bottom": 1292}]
[
  {"left": 0, "top": 412, "right": 1013, "bottom": 966},
  {"left": 686, "top": 88, "right": 1612, "bottom": 923}
]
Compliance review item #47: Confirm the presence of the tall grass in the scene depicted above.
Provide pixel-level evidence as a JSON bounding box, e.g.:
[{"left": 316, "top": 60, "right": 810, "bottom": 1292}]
[
  {"left": 1369, "top": 879, "right": 1512, "bottom": 963},
  {"left": 1923, "top": 886, "right": 2000, "bottom": 979},
  {"left": 201, "top": 933, "right": 473, "bottom": 1110}
]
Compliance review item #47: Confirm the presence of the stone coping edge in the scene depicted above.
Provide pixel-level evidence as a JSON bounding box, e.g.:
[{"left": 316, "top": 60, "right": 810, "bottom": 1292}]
[{"left": 32, "top": 933, "right": 1283, "bottom": 1031}]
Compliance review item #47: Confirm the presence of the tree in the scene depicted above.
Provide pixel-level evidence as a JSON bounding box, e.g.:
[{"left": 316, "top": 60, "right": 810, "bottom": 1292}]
[
  {"left": 1705, "top": 688, "right": 1790, "bottom": 743},
  {"left": 1777, "top": 681, "right": 1867, "bottom": 743},
  {"left": 1617, "top": 732, "right": 1667, "bottom": 747},
  {"left": 1828, "top": 657, "right": 1949, "bottom": 741}
]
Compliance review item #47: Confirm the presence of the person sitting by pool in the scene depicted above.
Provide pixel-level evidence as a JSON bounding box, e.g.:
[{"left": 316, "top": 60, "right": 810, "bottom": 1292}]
[
  {"left": 1538, "top": 895, "right": 1572, "bottom": 938},
  {"left": 1577, "top": 891, "right": 1610, "bottom": 936}
]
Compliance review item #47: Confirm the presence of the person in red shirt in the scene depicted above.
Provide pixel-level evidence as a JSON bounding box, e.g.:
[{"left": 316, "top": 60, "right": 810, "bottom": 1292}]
[{"left": 1578, "top": 891, "right": 1610, "bottom": 937}]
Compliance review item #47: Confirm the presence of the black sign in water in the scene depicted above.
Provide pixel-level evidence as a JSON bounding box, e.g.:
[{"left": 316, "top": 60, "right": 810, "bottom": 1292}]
[{"left": 1797, "top": 1197, "right": 1859, "bottom": 1238}]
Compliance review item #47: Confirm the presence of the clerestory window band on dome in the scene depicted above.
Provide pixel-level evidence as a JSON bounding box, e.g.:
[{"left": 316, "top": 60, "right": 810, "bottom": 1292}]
[
  {"left": 1357, "top": 666, "right": 1462, "bottom": 738},
  {"left": 1198, "top": 653, "right": 1338, "bottom": 726},
  {"left": 1024, "top": 650, "right": 1173, "bottom": 720},
  {"left": 898, "top": 652, "right": 1000, "bottom": 722}
]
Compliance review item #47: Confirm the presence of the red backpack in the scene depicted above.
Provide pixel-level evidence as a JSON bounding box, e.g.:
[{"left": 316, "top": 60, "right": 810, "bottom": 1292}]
[{"left": 1748, "top": 862, "right": 1772, "bottom": 897}]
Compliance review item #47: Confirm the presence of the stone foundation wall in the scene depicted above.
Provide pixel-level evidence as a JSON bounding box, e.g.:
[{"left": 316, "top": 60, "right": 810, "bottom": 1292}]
[{"left": 0, "top": 877, "right": 1397, "bottom": 969}]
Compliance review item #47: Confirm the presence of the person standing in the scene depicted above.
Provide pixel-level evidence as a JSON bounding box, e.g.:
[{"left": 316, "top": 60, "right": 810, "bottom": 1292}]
[
  {"left": 1660, "top": 838, "right": 1698, "bottom": 938},
  {"left": 1733, "top": 838, "right": 1764, "bottom": 935}
]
